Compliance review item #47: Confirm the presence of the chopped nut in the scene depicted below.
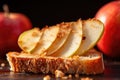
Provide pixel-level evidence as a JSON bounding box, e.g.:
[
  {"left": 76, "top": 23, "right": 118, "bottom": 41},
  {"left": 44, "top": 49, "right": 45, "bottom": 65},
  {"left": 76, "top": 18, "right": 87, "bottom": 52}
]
[
  {"left": 75, "top": 73, "right": 79, "bottom": 78},
  {"left": 68, "top": 74, "right": 72, "bottom": 79},
  {"left": 32, "top": 30, "right": 40, "bottom": 37},
  {"left": 55, "top": 70, "right": 65, "bottom": 78},
  {"left": 61, "top": 76, "right": 68, "bottom": 80},
  {"left": 1, "top": 63, "right": 5, "bottom": 67},
  {"left": 81, "top": 77, "right": 93, "bottom": 80},
  {"left": 43, "top": 75, "right": 51, "bottom": 80}
]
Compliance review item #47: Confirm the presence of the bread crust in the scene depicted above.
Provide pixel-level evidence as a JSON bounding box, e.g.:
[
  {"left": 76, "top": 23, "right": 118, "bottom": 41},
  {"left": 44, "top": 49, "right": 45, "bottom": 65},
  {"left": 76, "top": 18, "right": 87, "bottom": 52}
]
[{"left": 6, "top": 49, "right": 104, "bottom": 75}]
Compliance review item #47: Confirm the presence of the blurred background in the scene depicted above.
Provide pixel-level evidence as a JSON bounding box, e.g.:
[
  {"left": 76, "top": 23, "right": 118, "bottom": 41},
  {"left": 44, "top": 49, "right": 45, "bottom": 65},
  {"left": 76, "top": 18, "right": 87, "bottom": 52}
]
[{"left": 0, "top": 0, "right": 112, "bottom": 28}]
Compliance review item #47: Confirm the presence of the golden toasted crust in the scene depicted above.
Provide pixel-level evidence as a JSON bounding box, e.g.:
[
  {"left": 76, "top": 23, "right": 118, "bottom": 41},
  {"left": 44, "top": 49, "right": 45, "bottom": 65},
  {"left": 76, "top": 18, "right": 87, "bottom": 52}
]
[{"left": 6, "top": 49, "right": 104, "bottom": 75}]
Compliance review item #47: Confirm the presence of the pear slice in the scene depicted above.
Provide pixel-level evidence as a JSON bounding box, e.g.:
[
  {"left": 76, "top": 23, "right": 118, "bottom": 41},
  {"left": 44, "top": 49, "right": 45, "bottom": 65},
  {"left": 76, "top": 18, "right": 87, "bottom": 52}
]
[
  {"left": 31, "top": 25, "right": 60, "bottom": 55},
  {"left": 18, "top": 28, "right": 42, "bottom": 53},
  {"left": 51, "top": 20, "right": 83, "bottom": 57},
  {"left": 76, "top": 19, "right": 104, "bottom": 56},
  {"left": 46, "top": 22, "right": 72, "bottom": 56}
]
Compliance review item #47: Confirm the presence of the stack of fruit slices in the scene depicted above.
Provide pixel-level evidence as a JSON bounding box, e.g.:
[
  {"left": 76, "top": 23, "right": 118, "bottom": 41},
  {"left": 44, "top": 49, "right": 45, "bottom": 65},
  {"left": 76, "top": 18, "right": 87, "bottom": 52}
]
[{"left": 18, "top": 19, "right": 104, "bottom": 58}]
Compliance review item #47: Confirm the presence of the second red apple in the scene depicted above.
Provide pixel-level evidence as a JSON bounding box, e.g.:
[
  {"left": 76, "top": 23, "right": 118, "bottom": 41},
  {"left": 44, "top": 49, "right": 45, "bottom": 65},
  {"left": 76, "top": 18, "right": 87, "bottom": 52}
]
[
  {"left": 0, "top": 12, "right": 32, "bottom": 57},
  {"left": 95, "top": 1, "right": 120, "bottom": 57}
]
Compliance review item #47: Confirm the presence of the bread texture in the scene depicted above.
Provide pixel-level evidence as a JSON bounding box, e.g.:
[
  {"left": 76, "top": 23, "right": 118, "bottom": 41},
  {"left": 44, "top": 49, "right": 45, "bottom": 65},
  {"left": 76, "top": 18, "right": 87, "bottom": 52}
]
[{"left": 6, "top": 49, "right": 104, "bottom": 75}]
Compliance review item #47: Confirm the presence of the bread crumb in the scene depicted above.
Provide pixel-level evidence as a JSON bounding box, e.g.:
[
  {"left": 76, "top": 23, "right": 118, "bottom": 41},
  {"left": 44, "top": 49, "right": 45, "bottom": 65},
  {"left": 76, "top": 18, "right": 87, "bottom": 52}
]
[
  {"left": 43, "top": 75, "right": 51, "bottom": 80},
  {"left": 55, "top": 70, "right": 65, "bottom": 78}
]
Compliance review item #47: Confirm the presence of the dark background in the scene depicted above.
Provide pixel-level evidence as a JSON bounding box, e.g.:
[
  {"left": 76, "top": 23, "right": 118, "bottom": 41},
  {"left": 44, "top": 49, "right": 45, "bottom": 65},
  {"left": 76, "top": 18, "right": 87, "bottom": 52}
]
[{"left": 0, "top": 0, "right": 113, "bottom": 28}]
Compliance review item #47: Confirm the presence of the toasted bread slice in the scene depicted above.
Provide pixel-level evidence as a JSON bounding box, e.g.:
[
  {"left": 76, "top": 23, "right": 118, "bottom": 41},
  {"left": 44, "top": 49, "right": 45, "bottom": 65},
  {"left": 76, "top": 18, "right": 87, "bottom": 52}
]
[
  {"left": 6, "top": 18, "right": 104, "bottom": 75},
  {"left": 6, "top": 49, "right": 104, "bottom": 75}
]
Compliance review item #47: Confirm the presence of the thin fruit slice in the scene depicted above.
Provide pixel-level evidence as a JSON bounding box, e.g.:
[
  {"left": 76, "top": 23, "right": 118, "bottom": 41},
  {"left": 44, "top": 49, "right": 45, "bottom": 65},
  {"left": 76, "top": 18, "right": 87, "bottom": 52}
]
[
  {"left": 46, "top": 22, "right": 72, "bottom": 56},
  {"left": 18, "top": 28, "right": 42, "bottom": 53},
  {"left": 32, "top": 25, "right": 60, "bottom": 55},
  {"left": 76, "top": 19, "right": 104, "bottom": 56},
  {"left": 51, "top": 20, "right": 83, "bottom": 57}
]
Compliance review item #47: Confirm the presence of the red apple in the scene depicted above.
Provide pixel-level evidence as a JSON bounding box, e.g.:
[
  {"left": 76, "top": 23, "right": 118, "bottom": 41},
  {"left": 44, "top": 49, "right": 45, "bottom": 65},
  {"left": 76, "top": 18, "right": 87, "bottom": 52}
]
[
  {"left": 0, "top": 5, "right": 32, "bottom": 58},
  {"left": 95, "top": 1, "right": 120, "bottom": 57}
]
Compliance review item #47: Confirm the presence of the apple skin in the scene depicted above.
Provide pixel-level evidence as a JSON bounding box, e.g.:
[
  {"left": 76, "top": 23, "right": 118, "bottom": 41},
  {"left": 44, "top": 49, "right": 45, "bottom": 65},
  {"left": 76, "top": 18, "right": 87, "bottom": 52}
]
[
  {"left": 0, "top": 13, "right": 32, "bottom": 57},
  {"left": 95, "top": 1, "right": 120, "bottom": 57}
]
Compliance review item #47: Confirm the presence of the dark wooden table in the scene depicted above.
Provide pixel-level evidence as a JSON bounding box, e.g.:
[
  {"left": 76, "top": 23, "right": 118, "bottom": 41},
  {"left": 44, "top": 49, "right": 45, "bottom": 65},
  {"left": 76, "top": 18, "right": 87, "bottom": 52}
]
[{"left": 0, "top": 59, "right": 120, "bottom": 80}]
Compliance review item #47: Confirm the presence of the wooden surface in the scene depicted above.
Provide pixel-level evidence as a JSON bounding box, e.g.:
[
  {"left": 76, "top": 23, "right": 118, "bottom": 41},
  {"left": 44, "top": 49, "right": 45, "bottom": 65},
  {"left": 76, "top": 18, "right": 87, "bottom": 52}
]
[{"left": 0, "top": 59, "right": 120, "bottom": 80}]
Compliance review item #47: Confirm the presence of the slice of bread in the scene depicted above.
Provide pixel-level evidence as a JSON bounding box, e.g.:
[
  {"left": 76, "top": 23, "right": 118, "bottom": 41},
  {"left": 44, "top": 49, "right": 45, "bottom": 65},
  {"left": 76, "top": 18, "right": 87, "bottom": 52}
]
[
  {"left": 6, "top": 18, "right": 104, "bottom": 75},
  {"left": 6, "top": 49, "right": 104, "bottom": 75}
]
